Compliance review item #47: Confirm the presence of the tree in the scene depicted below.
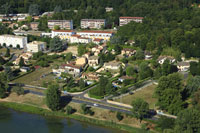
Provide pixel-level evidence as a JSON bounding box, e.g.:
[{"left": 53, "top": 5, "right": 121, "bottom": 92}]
[
  {"left": 54, "top": 25, "right": 60, "bottom": 30},
  {"left": 26, "top": 16, "right": 33, "bottom": 23},
  {"left": 131, "top": 98, "right": 149, "bottom": 122},
  {"left": 5, "top": 48, "right": 10, "bottom": 57},
  {"left": 46, "top": 83, "right": 61, "bottom": 111},
  {"left": 4, "top": 66, "right": 13, "bottom": 81},
  {"left": 156, "top": 116, "right": 175, "bottom": 131},
  {"left": 49, "top": 37, "right": 64, "bottom": 52},
  {"left": 79, "top": 79, "right": 86, "bottom": 89},
  {"left": 136, "top": 49, "right": 145, "bottom": 60},
  {"left": 54, "top": 5, "right": 62, "bottom": 13},
  {"left": 0, "top": 73, "right": 8, "bottom": 98},
  {"left": 116, "top": 112, "right": 123, "bottom": 121},
  {"left": 126, "top": 66, "right": 135, "bottom": 76},
  {"left": 139, "top": 62, "right": 153, "bottom": 80},
  {"left": 12, "top": 84, "right": 24, "bottom": 95},
  {"left": 19, "top": 57, "right": 25, "bottom": 67},
  {"left": 78, "top": 44, "right": 86, "bottom": 56},
  {"left": 105, "top": 81, "right": 113, "bottom": 94},
  {"left": 66, "top": 105, "right": 73, "bottom": 115},
  {"left": 186, "top": 76, "right": 200, "bottom": 96},
  {"left": 65, "top": 52, "right": 72, "bottom": 62},
  {"left": 0, "top": 56, "right": 5, "bottom": 65},
  {"left": 174, "top": 108, "right": 200, "bottom": 133},
  {"left": 154, "top": 73, "right": 184, "bottom": 115},
  {"left": 29, "top": 4, "right": 40, "bottom": 16}
]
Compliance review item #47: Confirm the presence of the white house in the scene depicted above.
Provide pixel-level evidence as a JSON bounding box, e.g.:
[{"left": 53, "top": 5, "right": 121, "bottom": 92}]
[
  {"left": 119, "top": 17, "right": 144, "bottom": 26},
  {"left": 27, "top": 41, "right": 47, "bottom": 53},
  {"left": 177, "top": 62, "right": 190, "bottom": 72},
  {"left": 81, "top": 19, "right": 106, "bottom": 29},
  {"left": 104, "top": 62, "right": 121, "bottom": 70},
  {"left": 0, "top": 35, "right": 27, "bottom": 48},
  {"left": 157, "top": 56, "right": 176, "bottom": 64},
  {"left": 88, "top": 56, "right": 99, "bottom": 67}
]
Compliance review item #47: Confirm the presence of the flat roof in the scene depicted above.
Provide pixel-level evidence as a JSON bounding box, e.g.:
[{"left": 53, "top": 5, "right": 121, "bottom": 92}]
[
  {"left": 0, "top": 34, "right": 26, "bottom": 38},
  {"left": 120, "top": 17, "right": 144, "bottom": 19},
  {"left": 78, "top": 30, "right": 113, "bottom": 34},
  {"left": 52, "top": 30, "right": 74, "bottom": 32}
]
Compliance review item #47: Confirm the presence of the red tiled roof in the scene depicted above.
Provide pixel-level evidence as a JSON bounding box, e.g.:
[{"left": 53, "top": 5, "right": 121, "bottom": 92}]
[
  {"left": 93, "top": 38, "right": 103, "bottom": 42},
  {"left": 78, "top": 30, "right": 113, "bottom": 34},
  {"left": 71, "top": 34, "right": 81, "bottom": 37},
  {"left": 53, "top": 30, "right": 74, "bottom": 32},
  {"left": 120, "top": 17, "right": 144, "bottom": 19}
]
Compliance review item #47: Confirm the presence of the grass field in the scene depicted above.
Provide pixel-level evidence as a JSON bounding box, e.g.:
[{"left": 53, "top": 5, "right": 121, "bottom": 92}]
[{"left": 115, "top": 85, "right": 157, "bottom": 109}]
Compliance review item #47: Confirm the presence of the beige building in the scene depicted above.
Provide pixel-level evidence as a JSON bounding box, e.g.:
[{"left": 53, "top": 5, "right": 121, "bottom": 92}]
[
  {"left": 104, "top": 62, "right": 121, "bottom": 70},
  {"left": 81, "top": 19, "right": 106, "bottom": 29},
  {"left": 82, "top": 72, "right": 99, "bottom": 81},
  {"left": 76, "top": 57, "right": 87, "bottom": 67},
  {"left": 30, "top": 22, "right": 39, "bottom": 30},
  {"left": 27, "top": 41, "right": 46, "bottom": 53},
  {"left": 48, "top": 20, "right": 73, "bottom": 30},
  {"left": 119, "top": 17, "right": 143, "bottom": 26},
  {"left": 88, "top": 56, "right": 99, "bottom": 67},
  {"left": 121, "top": 48, "right": 136, "bottom": 57}
]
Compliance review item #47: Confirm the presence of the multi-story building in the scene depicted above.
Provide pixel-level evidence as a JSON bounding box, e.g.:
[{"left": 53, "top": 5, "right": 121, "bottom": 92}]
[
  {"left": 119, "top": 17, "right": 144, "bottom": 26},
  {"left": 48, "top": 20, "right": 73, "bottom": 30},
  {"left": 77, "top": 30, "right": 113, "bottom": 41},
  {"left": 27, "top": 41, "right": 46, "bottom": 53},
  {"left": 70, "top": 35, "right": 92, "bottom": 44},
  {"left": 0, "top": 35, "right": 27, "bottom": 48},
  {"left": 51, "top": 30, "right": 76, "bottom": 40},
  {"left": 81, "top": 19, "right": 106, "bottom": 29}
]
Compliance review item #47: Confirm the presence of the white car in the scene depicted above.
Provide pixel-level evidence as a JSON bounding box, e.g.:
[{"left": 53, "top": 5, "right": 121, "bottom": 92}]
[{"left": 93, "top": 103, "right": 98, "bottom": 107}]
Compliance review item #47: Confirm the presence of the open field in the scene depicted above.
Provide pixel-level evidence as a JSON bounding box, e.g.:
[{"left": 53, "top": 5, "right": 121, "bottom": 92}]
[
  {"left": 0, "top": 47, "right": 23, "bottom": 55},
  {"left": 115, "top": 85, "right": 157, "bottom": 109}
]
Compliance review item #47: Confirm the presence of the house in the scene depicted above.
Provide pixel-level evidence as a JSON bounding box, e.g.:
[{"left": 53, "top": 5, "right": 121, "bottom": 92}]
[
  {"left": 88, "top": 56, "right": 99, "bottom": 67},
  {"left": 93, "top": 38, "right": 104, "bottom": 44},
  {"left": 119, "top": 17, "right": 144, "bottom": 26},
  {"left": 145, "top": 51, "right": 153, "bottom": 60},
  {"left": 81, "top": 19, "right": 106, "bottom": 29},
  {"left": 105, "top": 7, "right": 113, "bottom": 12},
  {"left": 60, "top": 63, "right": 82, "bottom": 77},
  {"left": 48, "top": 20, "right": 73, "bottom": 30},
  {"left": 125, "top": 40, "right": 135, "bottom": 45},
  {"left": 118, "top": 76, "right": 134, "bottom": 82},
  {"left": 27, "top": 41, "right": 46, "bottom": 53},
  {"left": 20, "top": 67, "right": 30, "bottom": 72},
  {"left": 121, "top": 48, "right": 136, "bottom": 57},
  {"left": 81, "top": 72, "right": 99, "bottom": 81},
  {"left": 104, "top": 62, "right": 121, "bottom": 70},
  {"left": 0, "top": 35, "right": 27, "bottom": 48},
  {"left": 75, "top": 57, "right": 87, "bottom": 67},
  {"left": 13, "top": 52, "right": 32, "bottom": 65},
  {"left": 30, "top": 22, "right": 39, "bottom": 30},
  {"left": 157, "top": 56, "right": 176, "bottom": 64},
  {"left": 177, "top": 62, "right": 190, "bottom": 72}
]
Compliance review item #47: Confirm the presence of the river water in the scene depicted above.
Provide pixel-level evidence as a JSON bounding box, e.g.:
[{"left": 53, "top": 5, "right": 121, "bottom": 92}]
[{"left": 0, "top": 106, "right": 124, "bottom": 133}]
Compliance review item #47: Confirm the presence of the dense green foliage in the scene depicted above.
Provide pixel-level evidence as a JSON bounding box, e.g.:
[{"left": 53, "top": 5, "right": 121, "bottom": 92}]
[
  {"left": 46, "top": 83, "right": 61, "bottom": 111},
  {"left": 0, "top": 73, "right": 8, "bottom": 98},
  {"left": 155, "top": 73, "right": 184, "bottom": 115},
  {"left": 12, "top": 84, "right": 24, "bottom": 95},
  {"left": 131, "top": 98, "right": 149, "bottom": 122}
]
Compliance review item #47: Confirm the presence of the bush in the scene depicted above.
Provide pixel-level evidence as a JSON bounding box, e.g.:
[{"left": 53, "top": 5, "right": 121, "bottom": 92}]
[
  {"left": 116, "top": 112, "right": 123, "bottom": 121},
  {"left": 12, "top": 86, "right": 24, "bottom": 95},
  {"left": 66, "top": 105, "right": 73, "bottom": 115}
]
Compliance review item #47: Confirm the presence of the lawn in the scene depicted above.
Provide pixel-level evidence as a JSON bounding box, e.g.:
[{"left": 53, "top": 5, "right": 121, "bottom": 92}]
[
  {"left": 0, "top": 47, "right": 23, "bottom": 55},
  {"left": 115, "top": 85, "right": 157, "bottom": 109},
  {"left": 13, "top": 67, "right": 54, "bottom": 86}
]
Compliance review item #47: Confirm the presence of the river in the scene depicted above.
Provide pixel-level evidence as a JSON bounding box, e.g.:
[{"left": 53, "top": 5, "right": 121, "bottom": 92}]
[{"left": 0, "top": 106, "right": 124, "bottom": 133}]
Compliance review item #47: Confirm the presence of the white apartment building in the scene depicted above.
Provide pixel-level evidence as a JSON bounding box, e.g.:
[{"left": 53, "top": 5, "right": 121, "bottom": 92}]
[
  {"left": 119, "top": 17, "right": 144, "bottom": 26},
  {"left": 70, "top": 35, "right": 92, "bottom": 44},
  {"left": 77, "top": 30, "right": 113, "bottom": 41},
  {"left": 48, "top": 20, "right": 73, "bottom": 30},
  {"left": 0, "top": 35, "right": 27, "bottom": 48},
  {"left": 81, "top": 19, "right": 106, "bottom": 29},
  {"left": 27, "top": 41, "right": 46, "bottom": 53},
  {"left": 51, "top": 30, "right": 76, "bottom": 40}
]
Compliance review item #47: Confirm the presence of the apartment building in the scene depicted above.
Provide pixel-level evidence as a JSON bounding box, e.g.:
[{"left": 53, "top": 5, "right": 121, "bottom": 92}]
[
  {"left": 0, "top": 35, "right": 27, "bottom": 48},
  {"left": 51, "top": 30, "right": 76, "bottom": 40},
  {"left": 48, "top": 20, "right": 73, "bottom": 30},
  {"left": 77, "top": 30, "right": 113, "bottom": 41},
  {"left": 27, "top": 41, "right": 46, "bottom": 53},
  {"left": 81, "top": 19, "right": 106, "bottom": 29},
  {"left": 119, "top": 17, "right": 144, "bottom": 26}
]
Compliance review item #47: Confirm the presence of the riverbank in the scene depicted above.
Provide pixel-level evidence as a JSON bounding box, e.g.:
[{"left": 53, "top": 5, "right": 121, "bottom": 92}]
[{"left": 0, "top": 100, "right": 149, "bottom": 133}]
